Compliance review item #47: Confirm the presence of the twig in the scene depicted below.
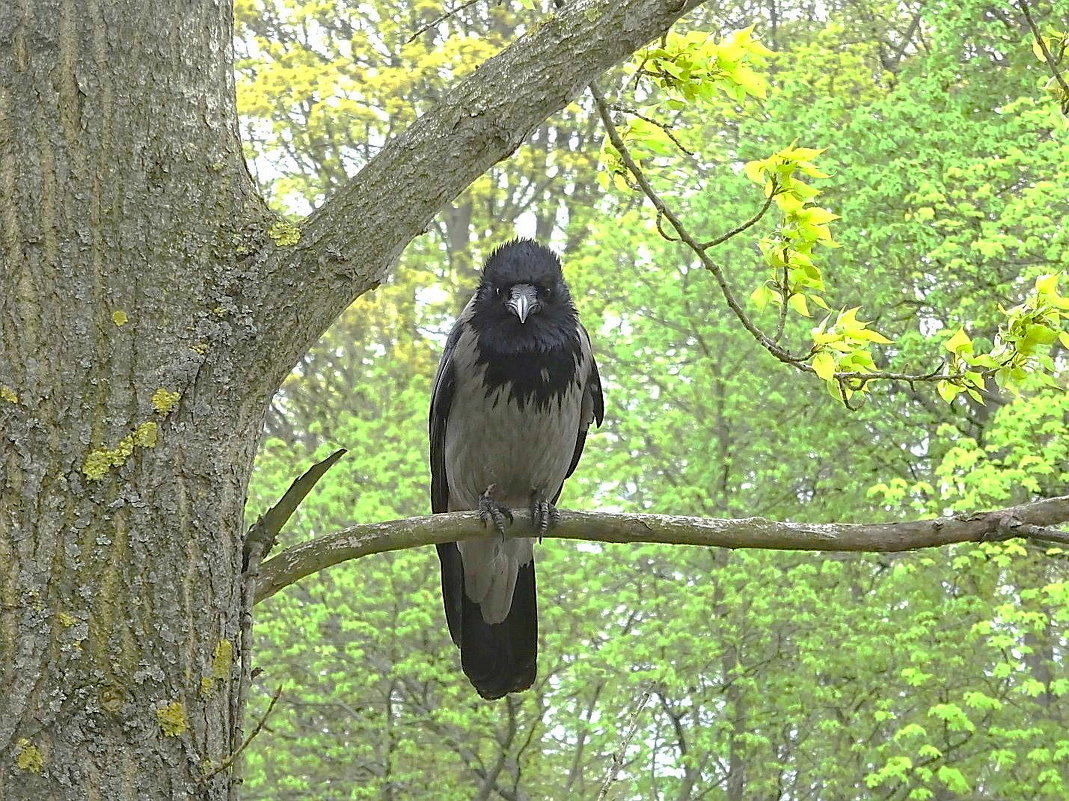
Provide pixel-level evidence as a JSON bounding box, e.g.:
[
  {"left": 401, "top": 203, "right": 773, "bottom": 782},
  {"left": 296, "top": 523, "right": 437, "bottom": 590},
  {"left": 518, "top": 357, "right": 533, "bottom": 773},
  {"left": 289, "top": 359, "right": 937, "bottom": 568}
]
[
  {"left": 597, "top": 684, "right": 653, "bottom": 800},
  {"left": 774, "top": 255, "right": 790, "bottom": 343},
  {"left": 206, "top": 685, "right": 284, "bottom": 783},
  {"left": 243, "top": 448, "right": 348, "bottom": 566},
  {"left": 609, "top": 103, "right": 696, "bottom": 155},
  {"left": 406, "top": 0, "right": 483, "bottom": 44},
  {"left": 655, "top": 211, "right": 680, "bottom": 242},
  {"left": 699, "top": 176, "right": 779, "bottom": 249},
  {"left": 592, "top": 83, "right": 799, "bottom": 364},
  {"left": 231, "top": 448, "right": 346, "bottom": 795}
]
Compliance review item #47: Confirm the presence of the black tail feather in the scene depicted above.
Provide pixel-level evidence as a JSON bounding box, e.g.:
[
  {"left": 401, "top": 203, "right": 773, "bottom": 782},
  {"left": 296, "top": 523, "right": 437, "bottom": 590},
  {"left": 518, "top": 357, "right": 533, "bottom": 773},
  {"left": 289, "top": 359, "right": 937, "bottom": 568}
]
[{"left": 437, "top": 543, "right": 538, "bottom": 699}]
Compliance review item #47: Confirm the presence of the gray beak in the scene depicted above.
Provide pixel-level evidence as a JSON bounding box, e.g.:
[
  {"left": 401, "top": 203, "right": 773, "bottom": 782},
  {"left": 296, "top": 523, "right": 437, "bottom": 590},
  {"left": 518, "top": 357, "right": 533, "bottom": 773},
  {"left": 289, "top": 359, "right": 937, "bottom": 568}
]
[{"left": 506, "top": 284, "right": 539, "bottom": 323}]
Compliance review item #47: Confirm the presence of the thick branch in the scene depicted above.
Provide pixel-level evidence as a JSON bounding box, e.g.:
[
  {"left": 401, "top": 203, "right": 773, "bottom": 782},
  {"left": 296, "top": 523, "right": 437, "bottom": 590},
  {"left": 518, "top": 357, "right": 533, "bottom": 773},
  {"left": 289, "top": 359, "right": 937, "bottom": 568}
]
[
  {"left": 249, "top": 0, "right": 709, "bottom": 392},
  {"left": 254, "top": 496, "right": 1069, "bottom": 604}
]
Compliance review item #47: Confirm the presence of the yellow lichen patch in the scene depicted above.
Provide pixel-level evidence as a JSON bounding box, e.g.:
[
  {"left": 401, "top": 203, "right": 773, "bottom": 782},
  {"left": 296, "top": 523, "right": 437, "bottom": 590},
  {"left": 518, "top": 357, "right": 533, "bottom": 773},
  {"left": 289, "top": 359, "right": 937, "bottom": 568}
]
[
  {"left": 151, "top": 388, "right": 180, "bottom": 415},
  {"left": 211, "top": 639, "right": 234, "bottom": 680},
  {"left": 199, "top": 676, "right": 215, "bottom": 698},
  {"left": 133, "top": 421, "right": 158, "bottom": 448},
  {"left": 83, "top": 420, "right": 160, "bottom": 481},
  {"left": 57, "top": 611, "right": 76, "bottom": 628},
  {"left": 157, "top": 701, "right": 189, "bottom": 737},
  {"left": 267, "top": 220, "right": 301, "bottom": 246},
  {"left": 0, "top": 385, "right": 17, "bottom": 404},
  {"left": 112, "top": 310, "right": 129, "bottom": 327},
  {"left": 14, "top": 739, "right": 44, "bottom": 773},
  {"left": 211, "top": 306, "right": 227, "bottom": 318},
  {"left": 190, "top": 342, "right": 209, "bottom": 355},
  {"left": 82, "top": 435, "right": 136, "bottom": 481}
]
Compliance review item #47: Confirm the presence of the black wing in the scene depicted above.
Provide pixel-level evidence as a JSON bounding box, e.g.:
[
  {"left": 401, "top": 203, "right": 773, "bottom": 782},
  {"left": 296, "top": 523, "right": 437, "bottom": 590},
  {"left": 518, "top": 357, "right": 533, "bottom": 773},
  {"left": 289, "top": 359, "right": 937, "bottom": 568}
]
[
  {"left": 553, "top": 331, "right": 603, "bottom": 506},
  {"left": 429, "top": 318, "right": 464, "bottom": 514},
  {"left": 562, "top": 327, "right": 604, "bottom": 485},
  {"left": 430, "top": 311, "right": 470, "bottom": 649}
]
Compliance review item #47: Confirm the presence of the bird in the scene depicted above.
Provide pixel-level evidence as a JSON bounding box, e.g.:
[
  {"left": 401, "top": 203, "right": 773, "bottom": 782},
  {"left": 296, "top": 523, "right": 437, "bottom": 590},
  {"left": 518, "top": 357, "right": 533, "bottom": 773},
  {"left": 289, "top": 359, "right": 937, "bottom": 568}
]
[{"left": 429, "top": 238, "right": 604, "bottom": 699}]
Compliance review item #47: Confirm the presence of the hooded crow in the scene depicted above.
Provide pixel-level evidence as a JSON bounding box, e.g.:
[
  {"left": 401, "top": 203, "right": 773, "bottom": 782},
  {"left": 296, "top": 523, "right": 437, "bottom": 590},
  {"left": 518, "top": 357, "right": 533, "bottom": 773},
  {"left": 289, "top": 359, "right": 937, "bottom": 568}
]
[{"left": 429, "top": 238, "right": 604, "bottom": 699}]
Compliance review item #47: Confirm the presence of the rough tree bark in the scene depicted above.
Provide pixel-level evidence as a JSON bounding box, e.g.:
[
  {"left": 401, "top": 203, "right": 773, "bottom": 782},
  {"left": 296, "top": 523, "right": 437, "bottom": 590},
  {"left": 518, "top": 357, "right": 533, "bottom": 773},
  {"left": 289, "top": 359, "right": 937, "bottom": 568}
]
[{"left": 0, "top": 0, "right": 709, "bottom": 798}]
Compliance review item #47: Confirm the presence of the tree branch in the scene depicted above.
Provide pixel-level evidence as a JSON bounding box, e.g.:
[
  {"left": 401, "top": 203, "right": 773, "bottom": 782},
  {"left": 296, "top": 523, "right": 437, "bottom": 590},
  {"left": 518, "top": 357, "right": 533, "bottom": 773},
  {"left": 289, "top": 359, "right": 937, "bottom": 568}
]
[
  {"left": 249, "top": 0, "right": 710, "bottom": 394},
  {"left": 254, "top": 495, "right": 1069, "bottom": 604},
  {"left": 1017, "top": 0, "right": 1069, "bottom": 115},
  {"left": 590, "top": 84, "right": 1012, "bottom": 391}
]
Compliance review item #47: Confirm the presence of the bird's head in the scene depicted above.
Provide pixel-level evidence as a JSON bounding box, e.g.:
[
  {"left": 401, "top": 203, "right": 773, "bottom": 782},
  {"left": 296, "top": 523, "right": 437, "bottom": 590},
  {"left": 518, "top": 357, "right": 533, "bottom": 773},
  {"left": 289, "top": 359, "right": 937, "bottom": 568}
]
[{"left": 475, "top": 239, "right": 574, "bottom": 331}]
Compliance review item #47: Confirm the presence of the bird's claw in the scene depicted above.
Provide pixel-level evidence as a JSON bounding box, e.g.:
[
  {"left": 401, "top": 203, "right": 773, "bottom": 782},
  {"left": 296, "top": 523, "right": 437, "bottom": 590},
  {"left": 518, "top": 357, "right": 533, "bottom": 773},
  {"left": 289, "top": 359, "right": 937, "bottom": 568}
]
[
  {"left": 478, "top": 485, "right": 513, "bottom": 539},
  {"left": 530, "top": 490, "right": 560, "bottom": 543}
]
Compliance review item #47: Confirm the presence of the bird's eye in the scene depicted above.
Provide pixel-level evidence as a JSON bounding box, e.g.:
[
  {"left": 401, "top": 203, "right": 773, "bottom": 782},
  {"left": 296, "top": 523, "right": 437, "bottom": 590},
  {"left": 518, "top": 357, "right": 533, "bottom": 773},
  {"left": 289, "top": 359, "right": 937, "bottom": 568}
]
[{"left": 540, "top": 285, "right": 554, "bottom": 299}]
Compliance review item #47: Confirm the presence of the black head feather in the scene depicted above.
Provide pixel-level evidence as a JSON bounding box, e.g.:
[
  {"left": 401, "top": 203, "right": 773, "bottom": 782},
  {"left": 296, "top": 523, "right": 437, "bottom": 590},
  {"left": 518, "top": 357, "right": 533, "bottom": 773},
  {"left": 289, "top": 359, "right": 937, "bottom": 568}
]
[
  {"left": 482, "top": 239, "right": 567, "bottom": 293},
  {"left": 472, "top": 239, "right": 577, "bottom": 349},
  {"left": 469, "top": 239, "right": 583, "bottom": 410}
]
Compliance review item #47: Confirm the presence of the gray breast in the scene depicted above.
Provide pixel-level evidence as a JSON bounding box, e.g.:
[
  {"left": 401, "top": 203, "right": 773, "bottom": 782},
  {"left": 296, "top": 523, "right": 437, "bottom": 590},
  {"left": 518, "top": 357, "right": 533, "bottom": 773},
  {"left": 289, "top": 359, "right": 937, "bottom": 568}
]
[{"left": 444, "top": 326, "right": 586, "bottom": 511}]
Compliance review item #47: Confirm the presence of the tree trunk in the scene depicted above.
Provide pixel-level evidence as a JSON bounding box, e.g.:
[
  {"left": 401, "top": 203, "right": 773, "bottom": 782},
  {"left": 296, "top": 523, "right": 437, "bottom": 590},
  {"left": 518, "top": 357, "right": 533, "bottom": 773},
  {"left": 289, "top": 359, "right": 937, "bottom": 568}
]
[{"left": 0, "top": 1, "right": 267, "bottom": 797}]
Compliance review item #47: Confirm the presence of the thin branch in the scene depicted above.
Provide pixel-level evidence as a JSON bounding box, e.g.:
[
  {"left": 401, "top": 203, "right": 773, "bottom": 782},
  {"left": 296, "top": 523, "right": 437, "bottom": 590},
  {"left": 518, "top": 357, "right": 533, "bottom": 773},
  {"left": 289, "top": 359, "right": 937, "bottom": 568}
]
[
  {"left": 406, "top": 0, "right": 483, "bottom": 44},
  {"left": 1018, "top": 0, "right": 1069, "bottom": 114},
  {"left": 232, "top": 449, "right": 345, "bottom": 794},
  {"left": 699, "top": 176, "right": 779, "bottom": 249},
  {"left": 591, "top": 83, "right": 1006, "bottom": 388},
  {"left": 205, "top": 685, "right": 284, "bottom": 783},
  {"left": 883, "top": 5, "right": 926, "bottom": 74},
  {"left": 774, "top": 255, "right": 790, "bottom": 343},
  {"left": 609, "top": 103, "right": 696, "bottom": 155},
  {"left": 592, "top": 83, "right": 797, "bottom": 364},
  {"left": 244, "top": 448, "right": 348, "bottom": 564},
  {"left": 254, "top": 496, "right": 1069, "bottom": 604},
  {"left": 597, "top": 684, "right": 654, "bottom": 801}
]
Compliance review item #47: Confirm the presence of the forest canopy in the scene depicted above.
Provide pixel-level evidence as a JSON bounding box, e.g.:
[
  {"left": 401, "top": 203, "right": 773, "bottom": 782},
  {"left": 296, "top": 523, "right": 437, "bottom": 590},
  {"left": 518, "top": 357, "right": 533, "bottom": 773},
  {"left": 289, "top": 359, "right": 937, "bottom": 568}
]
[{"left": 234, "top": 0, "right": 1068, "bottom": 798}]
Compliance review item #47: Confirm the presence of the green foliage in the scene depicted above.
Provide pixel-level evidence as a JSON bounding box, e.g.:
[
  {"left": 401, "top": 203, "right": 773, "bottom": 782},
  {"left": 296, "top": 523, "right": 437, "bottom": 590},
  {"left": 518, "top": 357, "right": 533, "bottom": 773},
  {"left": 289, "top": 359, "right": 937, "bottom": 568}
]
[
  {"left": 637, "top": 27, "right": 772, "bottom": 104},
  {"left": 237, "top": 0, "right": 1069, "bottom": 797},
  {"left": 600, "top": 16, "right": 1069, "bottom": 405}
]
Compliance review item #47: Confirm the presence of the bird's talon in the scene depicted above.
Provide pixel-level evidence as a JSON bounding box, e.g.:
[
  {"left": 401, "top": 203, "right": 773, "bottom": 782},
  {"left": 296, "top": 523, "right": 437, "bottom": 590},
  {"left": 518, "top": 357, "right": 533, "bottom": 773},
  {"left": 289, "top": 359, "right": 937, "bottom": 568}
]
[
  {"left": 478, "top": 487, "right": 513, "bottom": 539},
  {"left": 530, "top": 491, "right": 559, "bottom": 543}
]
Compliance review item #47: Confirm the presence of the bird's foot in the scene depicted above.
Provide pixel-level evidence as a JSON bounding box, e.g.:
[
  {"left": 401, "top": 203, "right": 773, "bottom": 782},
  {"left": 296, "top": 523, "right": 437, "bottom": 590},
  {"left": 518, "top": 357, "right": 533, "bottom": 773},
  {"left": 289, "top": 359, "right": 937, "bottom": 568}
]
[
  {"left": 530, "top": 490, "right": 560, "bottom": 543},
  {"left": 478, "top": 485, "right": 513, "bottom": 540}
]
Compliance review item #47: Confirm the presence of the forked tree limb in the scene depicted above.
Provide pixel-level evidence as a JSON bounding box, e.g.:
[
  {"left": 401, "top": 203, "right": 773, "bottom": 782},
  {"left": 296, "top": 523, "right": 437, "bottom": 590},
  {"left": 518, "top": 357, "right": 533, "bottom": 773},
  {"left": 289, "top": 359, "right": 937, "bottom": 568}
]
[{"left": 254, "top": 495, "right": 1069, "bottom": 604}]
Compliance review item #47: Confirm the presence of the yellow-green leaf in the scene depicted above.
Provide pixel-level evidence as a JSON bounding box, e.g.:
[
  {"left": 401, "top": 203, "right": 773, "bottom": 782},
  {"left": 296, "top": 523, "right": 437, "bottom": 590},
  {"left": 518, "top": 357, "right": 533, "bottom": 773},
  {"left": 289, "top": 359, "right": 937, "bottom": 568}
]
[
  {"left": 937, "top": 380, "right": 962, "bottom": 403},
  {"left": 744, "top": 159, "right": 767, "bottom": 183},
  {"left": 812, "top": 351, "right": 836, "bottom": 381},
  {"left": 944, "top": 327, "right": 972, "bottom": 355},
  {"left": 855, "top": 328, "right": 893, "bottom": 344},
  {"left": 750, "top": 283, "right": 773, "bottom": 311},
  {"left": 788, "top": 293, "right": 810, "bottom": 317},
  {"left": 1035, "top": 272, "right": 1060, "bottom": 296}
]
